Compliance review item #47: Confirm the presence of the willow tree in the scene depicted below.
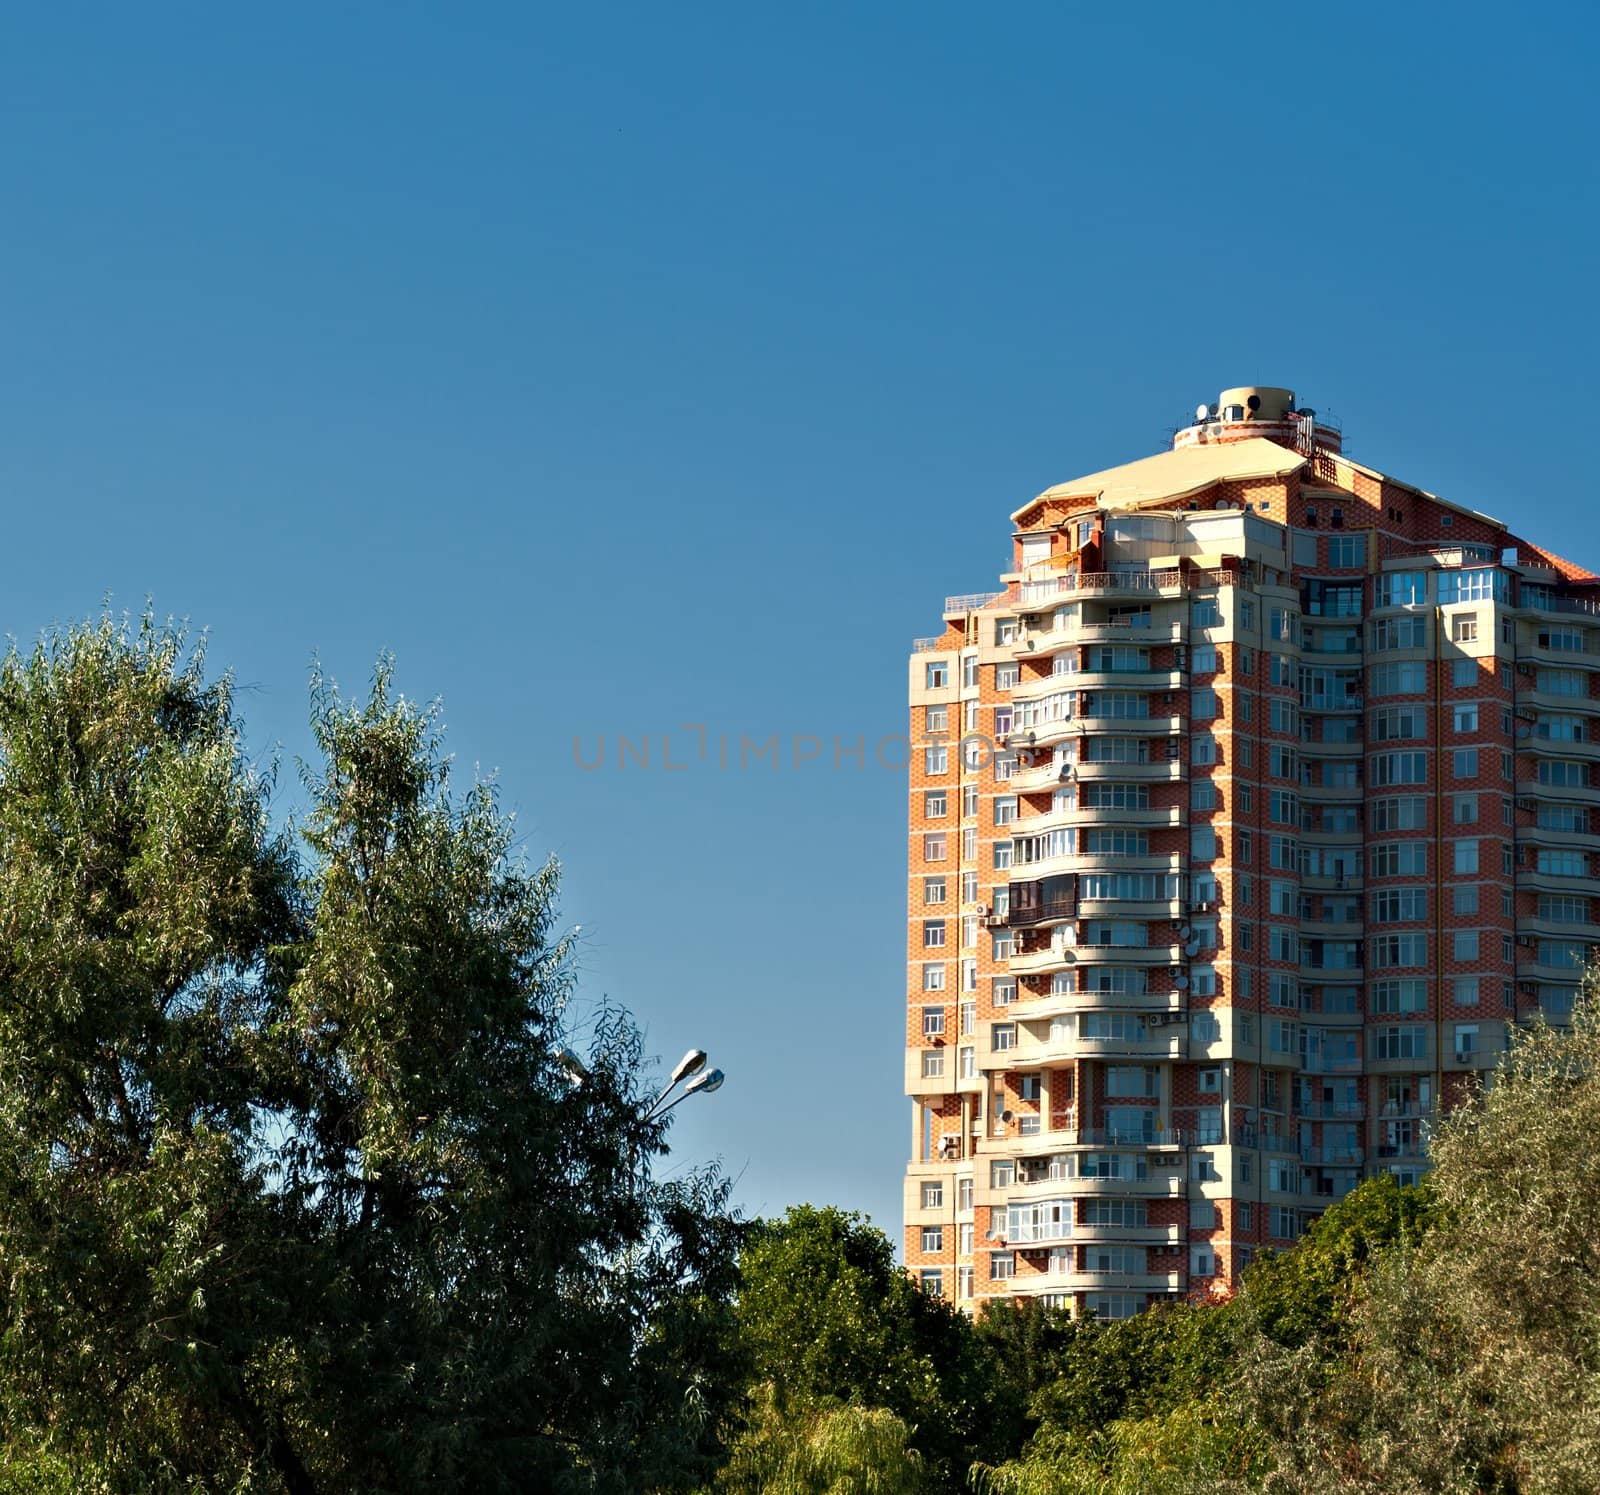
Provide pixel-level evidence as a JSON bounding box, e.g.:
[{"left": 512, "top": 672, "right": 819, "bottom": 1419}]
[{"left": 0, "top": 615, "right": 740, "bottom": 1493}]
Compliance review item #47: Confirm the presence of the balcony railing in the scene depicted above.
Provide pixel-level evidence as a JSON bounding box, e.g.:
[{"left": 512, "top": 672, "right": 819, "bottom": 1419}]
[
  {"left": 912, "top": 636, "right": 946, "bottom": 653},
  {"left": 1007, "top": 898, "right": 1077, "bottom": 927},
  {"left": 944, "top": 590, "right": 1007, "bottom": 614}
]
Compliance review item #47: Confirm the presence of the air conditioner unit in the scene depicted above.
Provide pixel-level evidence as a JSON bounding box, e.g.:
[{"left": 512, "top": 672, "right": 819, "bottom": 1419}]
[
  {"left": 1517, "top": 934, "right": 1535, "bottom": 947},
  {"left": 1518, "top": 662, "right": 1535, "bottom": 676},
  {"left": 1519, "top": 981, "right": 1537, "bottom": 996},
  {"left": 1517, "top": 797, "right": 1536, "bottom": 810},
  {"left": 975, "top": 903, "right": 988, "bottom": 916},
  {"left": 1516, "top": 707, "right": 1537, "bottom": 721}
]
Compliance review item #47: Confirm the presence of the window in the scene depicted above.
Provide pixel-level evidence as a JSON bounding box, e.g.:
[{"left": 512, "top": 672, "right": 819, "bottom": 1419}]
[
  {"left": 1370, "top": 662, "right": 1427, "bottom": 696},
  {"left": 1370, "top": 841, "right": 1427, "bottom": 877},
  {"left": 1453, "top": 883, "right": 1480, "bottom": 915},
  {"left": 923, "top": 876, "right": 947, "bottom": 905},
  {"left": 1192, "top": 688, "right": 1219, "bottom": 718},
  {"left": 993, "top": 796, "right": 1017, "bottom": 825},
  {"left": 922, "top": 920, "right": 946, "bottom": 948},
  {"left": 1453, "top": 748, "right": 1478, "bottom": 778},
  {"left": 922, "top": 1006, "right": 946, "bottom": 1037},
  {"left": 996, "top": 663, "right": 1020, "bottom": 689},
  {"left": 921, "top": 964, "right": 945, "bottom": 992},
  {"left": 921, "top": 1050, "right": 945, "bottom": 1079},
  {"left": 957, "top": 1177, "right": 974, "bottom": 1211},
  {"left": 1538, "top": 849, "right": 1589, "bottom": 877},
  {"left": 1539, "top": 803, "right": 1590, "bottom": 833},
  {"left": 1106, "top": 1064, "right": 1159, "bottom": 1098},
  {"left": 992, "top": 977, "right": 1017, "bottom": 1005},
  {"left": 919, "top": 1269, "right": 943, "bottom": 1295},
  {"left": 1328, "top": 535, "right": 1363, "bottom": 567},
  {"left": 1083, "top": 1293, "right": 1141, "bottom": 1320},
  {"left": 1371, "top": 888, "right": 1427, "bottom": 922},
  {"left": 925, "top": 661, "right": 949, "bottom": 689},
  {"left": 924, "top": 745, "right": 948, "bottom": 774},
  {"left": 991, "top": 1024, "right": 1016, "bottom": 1052},
  {"left": 1453, "top": 840, "right": 1479, "bottom": 874},
  {"left": 1539, "top": 894, "right": 1589, "bottom": 924},
  {"left": 1371, "top": 934, "right": 1427, "bottom": 969},
  {"left": 1191, "top": 826, "right": 1218, "bottom": 861},
  {"left": 1452, "top": 930, "right": 1480, "bottom": 961},
  {"left": 1453, "top": 976, "right": 1480, "bottom": 1006},
  {"left": 1539, "top": 939, "right": 1589, "bottom": 970},
  {"left": 1538, "top": 759, "right": 1590, "bottom": 788},
  {"left": 1192, "top": 644, "right": 1218, "bottom": 673},
  {"left": 1373, "top": 1025, "right": 1429, "bottom": 1059},
  {"left": 1452, "top": 616, "right": 1478, "bottom": 643},
  {"left": 989, "top": 1251, "right": 1015, "bottom": 1280},
  {"left": 1192, "top": 599, "right": 1221, "bottom": 628},
  {"left": 923, "top": 790, "right": 947, "bottom": 818},
  {"left": 1371, "top": 979, "right": 1426, "bottom": 1014},
  {"left": 1371, "top": 615, "right": 1426, "bottom": 648},
  {"left": 1535, "top": 624, "right": 1587, "bottom": 652},
  {"left": 1538, "top": 667, "right": 1586, "bottom": 697},
  {"left": 1371, "top": 751, "right": 1427, "bottom": 786},
  {"left": 1371, "top": 797, "right": 1428, "bottom": 831},
  {"left": 1376, "top": 572, "right": 1426, "bottom": 607},
  {"left": 921, "top": 1226, "right": 943, "bottom": 1252},
  {"left": 1453, "top": 793, "right": 1478, "bottom": 824}
]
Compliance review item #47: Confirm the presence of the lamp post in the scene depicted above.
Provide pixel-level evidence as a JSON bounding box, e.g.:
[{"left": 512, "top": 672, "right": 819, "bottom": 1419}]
[{"left": 644, "top": 1048, "right": 725, "bottom": 1121}]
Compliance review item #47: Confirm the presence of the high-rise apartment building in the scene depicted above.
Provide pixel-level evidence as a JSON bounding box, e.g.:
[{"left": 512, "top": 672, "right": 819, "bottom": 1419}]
[{"left": 904, "top": 386, "right": 1599, "bottom": 1317}]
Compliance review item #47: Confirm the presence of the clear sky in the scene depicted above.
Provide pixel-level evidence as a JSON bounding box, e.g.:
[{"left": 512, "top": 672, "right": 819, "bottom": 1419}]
[{"left": 3, "top": 2, "right": 1597, "bottom": 1240}]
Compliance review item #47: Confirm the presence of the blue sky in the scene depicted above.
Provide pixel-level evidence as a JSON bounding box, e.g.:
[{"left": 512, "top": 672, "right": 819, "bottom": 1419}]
[{"left": 3, "top": 2, "right": 1597, "bottom": 1238}]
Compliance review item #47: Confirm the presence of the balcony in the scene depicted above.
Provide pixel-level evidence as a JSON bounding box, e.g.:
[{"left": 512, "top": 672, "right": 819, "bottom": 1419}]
[
  {"left": 1517, "top": 592, "right": 1600, "bottom": 619},
  {"left": 1070, "top": 758, "right": 1184, "bottom": 781},
  {"left": 1077, "top": 712, "right": 1185, "bottom": 735},
  {"left": 1008, "top": 1267, "right": 1185, "bottom": 1295},
  {"left": 1007, "top": 1025, "right": 1186, "bottom": 1064},
  {"left": 1070, "top": 942, "right": 1186, "bottom": 966},
  {"left": 1008, "top": 988, "right": 1182, "bottom": 1020},
  {"left": 943, "top": 590, "right": 1007, "bottom": 617},
  {"left": 1065, "top": 804, "right": 1184, "bottom": 827},
  {"left": 1443, "top": 1028, "right": 1510, "bottom": 1071},
  {"left": 1295, "top": 1100, "right": 1365, "bottom": 1119},
  {"left": 1300, "top": 1145, "right": 1365, "bottom": 1166},
  {"left": 1008, "top": 943, "right": 1072, "bottom": 976},
  {"left": 1006, "top": 897, "right": 1078, "bottom": 928},
  {"left": 1071, "top": 1221, "right": 1183, "bottom": 1245}
]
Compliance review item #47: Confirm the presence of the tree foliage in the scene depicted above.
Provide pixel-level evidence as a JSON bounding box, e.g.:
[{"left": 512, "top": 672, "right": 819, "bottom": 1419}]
[
  {"left": 0, "top": 615, "right": 742, "bottom": 1493},
  {"left": 726, "top": 1205, "right": 1010, "bottom": 1489}
]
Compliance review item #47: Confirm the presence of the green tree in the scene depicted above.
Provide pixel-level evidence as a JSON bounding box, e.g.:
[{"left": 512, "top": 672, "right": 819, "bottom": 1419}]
[
  {"left": 725, "top": 1205, "right": 1009, "bottom": 1488},
  {"left": 1237, "top": 993, "right": 1600, "bottom": 1492},
  {"left": 0, "top": 616, "right": 743, "bottom": 1493},
  {"left": 1239, "top": 1172, "right": 1434, "bottom": 1351},
  {"left": 718, "top": 1393, "right": 932, "bottom": 1495}
]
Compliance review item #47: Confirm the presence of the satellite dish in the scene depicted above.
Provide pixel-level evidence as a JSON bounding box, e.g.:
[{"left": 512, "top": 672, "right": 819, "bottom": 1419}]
[
  {"left": 1185, "top": 940, "right": 1202, "bottom": 958},
  {"left": 1178, "top": 926, "right": 1194, "bottom": 941},
  {"left": 1194, "top": 403, "right": 1210, "bottom": 421},
  {"left": 1516, "top": 726, "right": 1532, "bottom": 740},
  {"left": 1173, "top": 974, "right": 1190, "bottom": 991}
]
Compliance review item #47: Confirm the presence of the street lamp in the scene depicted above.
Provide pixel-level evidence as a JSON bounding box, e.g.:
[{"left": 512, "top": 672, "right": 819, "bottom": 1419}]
[{"left": 644, "top": 1049, "right": 725, "bottom": 1121}]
